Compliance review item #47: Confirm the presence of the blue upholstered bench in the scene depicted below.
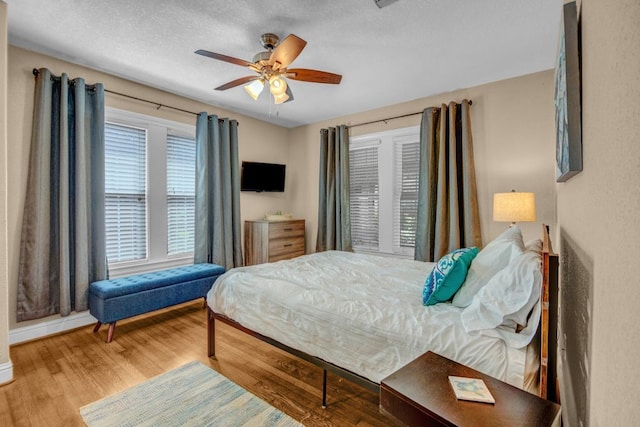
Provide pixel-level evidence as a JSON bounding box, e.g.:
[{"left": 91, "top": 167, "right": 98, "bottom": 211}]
[{"left": 89, "top": 263, "right": 225, "bottom": 342}]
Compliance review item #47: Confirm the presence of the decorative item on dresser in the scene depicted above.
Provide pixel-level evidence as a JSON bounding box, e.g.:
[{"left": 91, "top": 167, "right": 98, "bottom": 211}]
[{"left": 244, "top": 219, "right": 305, "bottom": 265}]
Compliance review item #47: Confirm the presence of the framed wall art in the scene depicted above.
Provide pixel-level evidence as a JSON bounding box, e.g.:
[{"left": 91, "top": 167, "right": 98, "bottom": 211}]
[{"left": 555, "top": 1, "right": 582, "bottom": 182}]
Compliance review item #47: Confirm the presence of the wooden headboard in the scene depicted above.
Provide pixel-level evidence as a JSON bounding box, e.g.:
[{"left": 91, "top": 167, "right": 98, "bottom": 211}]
[{"left": 540, "top": 224, "right": 559, "bottom": 403}]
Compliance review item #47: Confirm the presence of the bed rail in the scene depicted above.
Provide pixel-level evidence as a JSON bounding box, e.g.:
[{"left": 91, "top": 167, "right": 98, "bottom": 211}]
[{"left": 208, "top": 309, "right": 379, "bottom": 407}]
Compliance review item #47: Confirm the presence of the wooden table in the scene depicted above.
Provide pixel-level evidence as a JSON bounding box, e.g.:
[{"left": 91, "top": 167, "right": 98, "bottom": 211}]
[{"left": 380, "top": 351, "right": 561, "bottom": 426}]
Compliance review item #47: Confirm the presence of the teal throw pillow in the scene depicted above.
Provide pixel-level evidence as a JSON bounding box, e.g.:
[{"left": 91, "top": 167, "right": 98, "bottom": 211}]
[{"left": 423, "top": 247, "right": 479, "bottom": 306}]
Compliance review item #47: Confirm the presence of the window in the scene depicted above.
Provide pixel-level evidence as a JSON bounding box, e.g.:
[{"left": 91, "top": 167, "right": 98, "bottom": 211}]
[
  {"left": 349, "top": 126, "right": 419, "bottom": 257},
  {"left": 104, "top": 108, "right": 196, "bottom": 276},
  {"left": 349, "top": 144, "right": 380, "bottom": 250},
  {"left": 105, "top": 123, "right": 147, "bottom": 263},
  {"left": 394, "top": 138, "right": 420, "bottom": 251},
  {"left": 166, "top": 134, "right": 196, "bottom": 255}
]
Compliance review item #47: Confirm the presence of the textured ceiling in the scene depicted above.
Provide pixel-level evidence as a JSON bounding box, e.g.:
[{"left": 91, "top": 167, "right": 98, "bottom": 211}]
[{"left": 7, "top": 0, "right": 563, "bottom": 128}]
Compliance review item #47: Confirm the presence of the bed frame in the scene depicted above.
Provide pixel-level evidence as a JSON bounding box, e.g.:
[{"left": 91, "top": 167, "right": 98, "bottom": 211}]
[
  {"left": 208, "top": 310, "right": 377, "bottom": 408},
  {"left": 207, "top": 224, "right": 559, "bottom": 405},
  {"left": 540, "top": 224, "right": 559, "bottom": 402}
]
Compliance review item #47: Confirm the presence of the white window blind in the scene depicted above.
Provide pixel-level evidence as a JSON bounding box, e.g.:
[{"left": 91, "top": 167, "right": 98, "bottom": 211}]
[
  {"left": 105, "top": 122, "right": 147, "bottom": 263},
  {"left": 166, "top": 134, "right": 195, "bottom": 255},
  {"left": 349, "top": 144, "right": 380, "bottom": 250},
  {"left": 349, "top": 126, "right": 419, "bottom": 258},
  {"left": 394, "top": 140, "right": 420, "bottom": 252}
]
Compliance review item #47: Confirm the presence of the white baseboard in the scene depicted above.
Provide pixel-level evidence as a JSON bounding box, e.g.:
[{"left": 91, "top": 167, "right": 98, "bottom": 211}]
[
  {"left": 9, "top": 311, "right": 97, "bottom": 345},
  {"left": 0, "top": 360, "right": 13, "bottom": 385}
]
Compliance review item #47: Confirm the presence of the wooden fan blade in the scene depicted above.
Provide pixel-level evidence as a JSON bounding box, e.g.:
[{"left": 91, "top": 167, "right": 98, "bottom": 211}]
[
  {"left": 215, "top": 76, "right": 258, "bottom": 91},
  {"left": 195, "top": 49, "right": 253, "bottom": 67},
  {"left": 287, "top": 68, "right": 342, "bottom": 84},
  {"left": 269, "top": 34, "right": 307, "bottom": 69}
]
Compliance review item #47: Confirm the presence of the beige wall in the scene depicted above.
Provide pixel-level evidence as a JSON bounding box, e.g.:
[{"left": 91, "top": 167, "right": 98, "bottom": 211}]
[
  {"left": 556, "top": 0, "right": 640, "bottom": 425},
  {"left": 0, "top": 0, "right": 11, "bottom": 383},
  {"left": 6, "top": 46, "right": 292, "bottom": 330},
  {"left": 289, "top": 70, "right": 557, "bottom": 253}
]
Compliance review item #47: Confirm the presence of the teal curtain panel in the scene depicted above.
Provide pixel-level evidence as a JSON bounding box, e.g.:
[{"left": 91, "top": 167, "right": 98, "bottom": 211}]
[
  {"left": 17, "top": 68, "right": 107, "bottom": 321},
  {"left": 316, "top": 125, "right": 352, "bottom": 252},
  {"left": 194, "top": 113, "right": 243, "bottom": 270},
  {"left": 415, "top": 100, "right": 482, "bottom": 262}
]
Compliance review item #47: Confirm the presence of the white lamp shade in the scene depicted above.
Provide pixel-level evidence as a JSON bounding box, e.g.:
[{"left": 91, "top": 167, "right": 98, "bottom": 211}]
[
  {"left": 268, "top": 75, "right": 287, "bottom": 96},
  {"left": 273, "top": 92, "right": 289, "bottom": 104},
  {"left": 493, "top": 192, "right": 536, "bottom": 223},
  {"left": 244, "top": 79, "right": 264, "bottom": 100}
]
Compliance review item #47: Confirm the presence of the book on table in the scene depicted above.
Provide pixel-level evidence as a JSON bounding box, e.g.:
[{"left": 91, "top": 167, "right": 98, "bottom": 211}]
[{"left": 448, "top": 376, "right": 496, "bottom": 404}]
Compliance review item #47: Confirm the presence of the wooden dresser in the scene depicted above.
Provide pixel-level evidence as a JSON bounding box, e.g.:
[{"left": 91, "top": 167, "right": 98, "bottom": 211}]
[{"left": 244, "top": 219, "right": 305, "bottom": 266}]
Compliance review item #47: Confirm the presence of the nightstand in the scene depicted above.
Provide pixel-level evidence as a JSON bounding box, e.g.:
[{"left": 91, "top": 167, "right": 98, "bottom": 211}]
[{"left": 380, "top": 351, "right": 561, "bottom": 427}]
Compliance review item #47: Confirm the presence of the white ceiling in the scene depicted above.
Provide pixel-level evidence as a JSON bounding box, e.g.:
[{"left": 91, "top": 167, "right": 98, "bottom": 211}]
[{"left": 7, "top": 0, "right": 563, "bottom": 128}]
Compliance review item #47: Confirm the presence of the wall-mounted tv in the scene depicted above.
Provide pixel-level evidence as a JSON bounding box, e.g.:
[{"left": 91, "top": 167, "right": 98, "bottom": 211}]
[{"left": 241, "top": 161, "right": 286, "bottom": 192}]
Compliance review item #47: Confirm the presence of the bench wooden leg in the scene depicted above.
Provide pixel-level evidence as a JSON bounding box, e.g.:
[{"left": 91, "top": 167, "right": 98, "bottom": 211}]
[
  {"left": 93, "top": 322, "right": 102, "bottom": 333},
  {"left": 202, "top": 297, "right": 207, "bottom": 309},
  {"left": 106, "top": 322, "right": 116, "bottom": 343}
]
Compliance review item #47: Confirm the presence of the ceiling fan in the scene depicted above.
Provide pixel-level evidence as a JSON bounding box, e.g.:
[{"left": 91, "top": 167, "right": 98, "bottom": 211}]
[{"left": 195, "top": 33, "right": 342, "bottom": 104}]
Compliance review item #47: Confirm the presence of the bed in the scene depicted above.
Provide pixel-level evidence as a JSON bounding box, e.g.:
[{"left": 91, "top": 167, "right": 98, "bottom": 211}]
[{"left": 206, "top": 224, "right": 559, "bottom": 405}]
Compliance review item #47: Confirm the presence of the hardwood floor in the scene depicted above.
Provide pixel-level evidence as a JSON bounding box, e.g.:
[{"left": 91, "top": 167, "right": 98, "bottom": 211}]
[{"left": 0, "top": 301, "right": 390, "bottom": 426}]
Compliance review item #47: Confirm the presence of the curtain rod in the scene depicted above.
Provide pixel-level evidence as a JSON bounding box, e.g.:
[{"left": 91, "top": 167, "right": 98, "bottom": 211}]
[
  {"left": 347, "top": 99, "right": 472, "bottom": 129},
  {"left": 103, "top": 89, "right": 200, "bottom": 116},
  {"left": 32, "top": 68, "right": 200, "bottom": 116}
]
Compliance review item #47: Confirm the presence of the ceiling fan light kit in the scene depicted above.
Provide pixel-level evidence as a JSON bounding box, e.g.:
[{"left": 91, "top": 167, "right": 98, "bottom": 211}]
[{"left": 196, "top": 33, "right": 342, "bottom": 105}]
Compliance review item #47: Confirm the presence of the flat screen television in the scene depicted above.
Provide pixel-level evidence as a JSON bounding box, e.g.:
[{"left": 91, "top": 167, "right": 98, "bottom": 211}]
[{"left": 241, "top": 161, "right": 286, "bottom": 192}]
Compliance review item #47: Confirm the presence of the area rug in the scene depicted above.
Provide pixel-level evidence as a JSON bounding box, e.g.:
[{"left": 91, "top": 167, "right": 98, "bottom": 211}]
[{"left": 80, "top": 361, "right": 303, "bottom": 426}]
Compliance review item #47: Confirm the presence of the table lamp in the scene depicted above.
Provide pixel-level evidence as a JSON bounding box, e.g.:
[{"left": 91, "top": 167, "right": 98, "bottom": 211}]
[{"left": 493, "top": 190, "right": 536, "bottom": 226}]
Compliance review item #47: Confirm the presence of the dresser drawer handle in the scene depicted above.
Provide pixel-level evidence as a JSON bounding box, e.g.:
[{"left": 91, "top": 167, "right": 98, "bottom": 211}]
[
  {"left": 283, "top": 228, "right": 293, "bottom": 231},
  {"left": 283, "top": 243, "right": 293, "bottom": 247}
]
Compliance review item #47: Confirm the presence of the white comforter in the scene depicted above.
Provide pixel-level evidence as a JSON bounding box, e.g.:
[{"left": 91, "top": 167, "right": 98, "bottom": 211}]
[{"left": 207, "top": 251, "right": 526, "bottom": 387}]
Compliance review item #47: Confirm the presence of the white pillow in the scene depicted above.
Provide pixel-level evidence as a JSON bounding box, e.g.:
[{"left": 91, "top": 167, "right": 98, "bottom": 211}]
[
  {"left": 452, "top": 225, "right": 525, "bottom": 307},
  {"left": 460, "top": 249, "right": 542, "bottom": 348},
  {"left": 525, "top": 238, "right": 543, "bottom": 253}
]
